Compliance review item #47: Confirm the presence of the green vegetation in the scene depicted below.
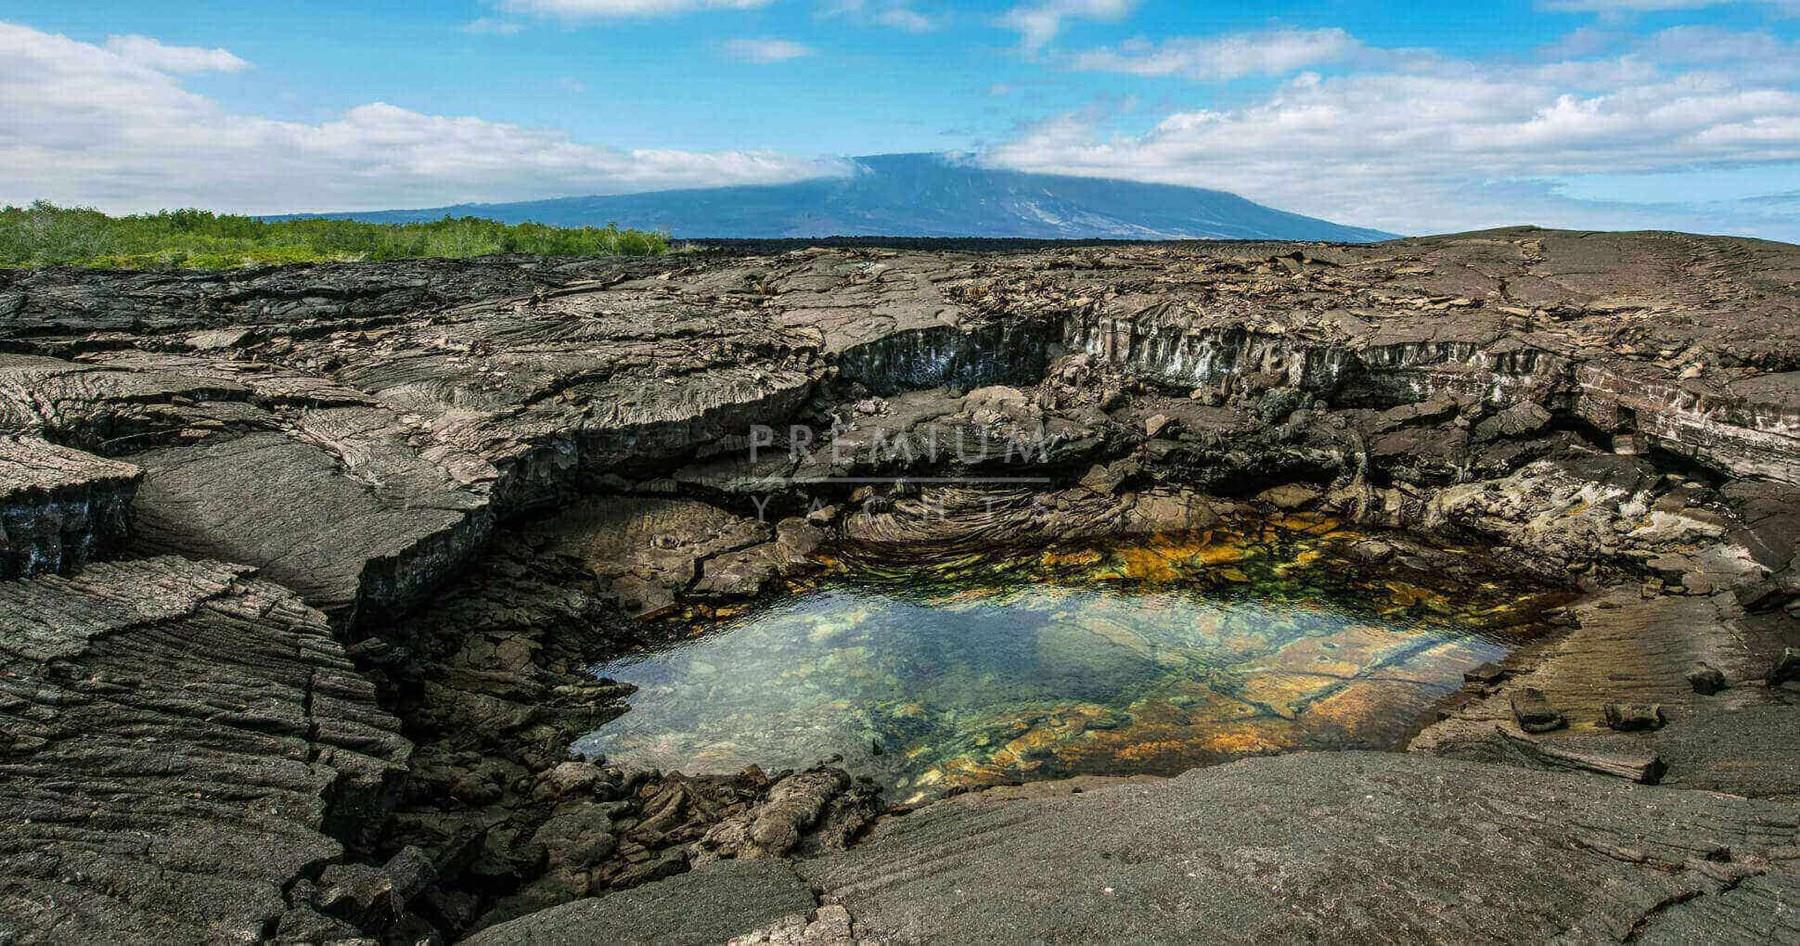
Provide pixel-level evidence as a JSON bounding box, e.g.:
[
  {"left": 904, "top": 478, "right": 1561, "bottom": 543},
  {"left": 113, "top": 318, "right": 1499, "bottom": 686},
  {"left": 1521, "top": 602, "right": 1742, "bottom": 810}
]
[{"left": 0, "top": 201, "right": 670, "bottom": 269}]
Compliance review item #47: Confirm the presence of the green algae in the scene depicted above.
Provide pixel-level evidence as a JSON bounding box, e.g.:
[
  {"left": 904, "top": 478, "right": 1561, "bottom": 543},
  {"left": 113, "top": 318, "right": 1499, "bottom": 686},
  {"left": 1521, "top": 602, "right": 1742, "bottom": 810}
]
[{"left": 578, "top": 520, "right": 1562, "bottom": 802}]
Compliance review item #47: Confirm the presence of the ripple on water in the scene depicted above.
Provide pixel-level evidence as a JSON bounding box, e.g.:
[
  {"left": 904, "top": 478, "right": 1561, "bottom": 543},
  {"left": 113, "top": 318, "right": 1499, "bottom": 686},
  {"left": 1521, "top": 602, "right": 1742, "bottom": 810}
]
[{"left": 577, "top": 521, "right": 1560, "bottom": 803}]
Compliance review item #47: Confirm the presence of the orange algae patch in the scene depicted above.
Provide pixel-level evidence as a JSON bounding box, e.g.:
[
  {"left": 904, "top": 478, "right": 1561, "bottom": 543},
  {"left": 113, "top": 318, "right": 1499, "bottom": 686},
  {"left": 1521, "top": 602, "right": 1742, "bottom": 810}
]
[
  {"left": 1041, "top": 547, "right": 1104, "bottom": 568},
  {"left": 1234, "top": 671, "right": 1346, "bottom": 719},
  {"left": 1112, "top": 536, "right": 1197, "bottom": 582},
  {"left": 1304, "top": 679, "right": 1438, "bottom": 731},
  {"left": 1382, "top": 580, "right": 1453, "bottom": 614}
]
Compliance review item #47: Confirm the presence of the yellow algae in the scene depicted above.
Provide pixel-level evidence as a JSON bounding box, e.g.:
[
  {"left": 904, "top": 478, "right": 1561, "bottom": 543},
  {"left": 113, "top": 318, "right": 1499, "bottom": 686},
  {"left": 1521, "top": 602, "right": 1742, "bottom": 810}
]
[
  {"left": 1191, "top": 542, "right": 1252, "bottom": 566},
  {"left": 1233, "top": 671, "right": 1347, "bottom": 719},
  {"left": 1116, "top": 738, "right": 1196, "bottom": 763},
  {"left": 1114, "top": 545, "right": 1184, "bottom": 582},
  {"left": 1300, "top": 679, "right": 1442, "bottom": 745},
  {"left": 1200, "top": 724, "right": 1297, "bottom": 756},
  {"left": 1102, "top": 533, "right": 1203, "bottom": 577},
  {"left": 1042, "top": 547, "right": 1104, "bottom": 568},
  {"left": 1274, "top": 512, "right": 1342, "bottom": 535},
  {"left": 1138, "top": 691, "right": 1262, "bottom": 724},
  {"left": 1380, "top": 580, "right": 1454, "bottom": 614}
]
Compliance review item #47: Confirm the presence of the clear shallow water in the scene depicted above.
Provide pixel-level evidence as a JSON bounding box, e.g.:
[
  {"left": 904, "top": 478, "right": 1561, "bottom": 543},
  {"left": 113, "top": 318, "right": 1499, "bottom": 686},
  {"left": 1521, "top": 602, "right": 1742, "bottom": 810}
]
[{"left": 578, "top": 522, "right": 1554, "bottom": 802}]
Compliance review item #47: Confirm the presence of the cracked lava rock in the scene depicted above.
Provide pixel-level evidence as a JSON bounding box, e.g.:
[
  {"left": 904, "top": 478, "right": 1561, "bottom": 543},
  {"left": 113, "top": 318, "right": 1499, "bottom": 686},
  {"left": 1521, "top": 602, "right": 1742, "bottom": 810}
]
[{"left": 2, "top": 229, "right": 1799, "bottom": 944}]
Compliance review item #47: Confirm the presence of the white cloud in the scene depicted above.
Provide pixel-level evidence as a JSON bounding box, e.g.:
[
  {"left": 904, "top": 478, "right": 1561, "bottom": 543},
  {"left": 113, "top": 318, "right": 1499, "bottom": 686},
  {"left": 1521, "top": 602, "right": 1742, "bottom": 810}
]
[
  {"left": 1541, "top": 0, "right": 1728, "bottom": 9},
  {"left": 1538, "top": 0, "right": 1800, "bottom": 12},
  {"left": 988, "top": 34, "right": 1800, "bottom": 238},
  {"left": 462, "top": 17, "right": 526, "bottom": 35},
  {"left": 722, "top": 37, "right": 815, "bottom": 62},
  {"left": 0, "top": 21, "right": 844, "bottom": 214},
  {"left": 874, "top": 6, "right": 934, "bottom": 31},
  {"left": 1640, "top": 24, "right": 1797, "bottom": 65},
  {"left": 1071, "top": 28, "right": 1361, "bottom": 80},
  {"left": 1000, "top": 0, "right": 1136, "bottom": 52},
  {"left": 823, "top": 0, "right": 938, "bottom": 32},
  {"left": 500, "top": 0, "right": 771, "bottom": 18},
  {"left": 102, "top": 34, "right": 249, "bottom": 73}
]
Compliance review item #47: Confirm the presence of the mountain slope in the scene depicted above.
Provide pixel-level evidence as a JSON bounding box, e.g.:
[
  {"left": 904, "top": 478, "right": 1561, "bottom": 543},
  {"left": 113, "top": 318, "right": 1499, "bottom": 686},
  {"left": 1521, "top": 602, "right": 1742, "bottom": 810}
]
[{"left": 303, "top": 153, "right": 1397, "bottom": 242}]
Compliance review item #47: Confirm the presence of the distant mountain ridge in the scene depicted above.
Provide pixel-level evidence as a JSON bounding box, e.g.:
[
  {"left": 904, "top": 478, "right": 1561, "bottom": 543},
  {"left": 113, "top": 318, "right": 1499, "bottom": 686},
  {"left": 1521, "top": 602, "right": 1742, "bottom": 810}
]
[{"left": 294, "top": 153, "right": 1397, "bottom": 242}]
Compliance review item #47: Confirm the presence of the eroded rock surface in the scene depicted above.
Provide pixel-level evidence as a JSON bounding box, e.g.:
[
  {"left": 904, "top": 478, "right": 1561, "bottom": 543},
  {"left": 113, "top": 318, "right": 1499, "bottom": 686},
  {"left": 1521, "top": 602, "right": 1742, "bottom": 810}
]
[
  {"left": 2, "top": 230, "right": 1799, "bottom": 943},
  {"left": 4, "top": 231, "right": 1797, "bottom": 629},
  {"left": 0, "top": 557, "right": 408, "bottom": 943},
  {"left": 798, "top": 752, "right": 1800, "bottom": 944},
  {"left": 462, "top": 858, "right": 819, "bottom": 946}
]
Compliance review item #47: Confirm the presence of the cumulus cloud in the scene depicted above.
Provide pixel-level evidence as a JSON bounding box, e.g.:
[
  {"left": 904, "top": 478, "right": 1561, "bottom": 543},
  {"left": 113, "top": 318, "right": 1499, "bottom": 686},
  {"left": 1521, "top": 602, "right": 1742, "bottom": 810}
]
[
  {"left": 1071, "top": 27, "right": 1361, "bottom": 80},
  {"left": 988, "top": 32, "right": 1800, "bottom": 238},
  {"left": 1000, "top": 0, "right": 1136, "bottom": 52},
  {"left": 499, "top": 0, "right": 771, "bottom": 18},
  {"left": 0, "top": 22, "right": 844, "bottom": 214},
  {"left": 102, "top": 34, "right": 249, "bottom": 73},
  {"left": 722, "top": 37, "right": 815, "bottom": 62}
]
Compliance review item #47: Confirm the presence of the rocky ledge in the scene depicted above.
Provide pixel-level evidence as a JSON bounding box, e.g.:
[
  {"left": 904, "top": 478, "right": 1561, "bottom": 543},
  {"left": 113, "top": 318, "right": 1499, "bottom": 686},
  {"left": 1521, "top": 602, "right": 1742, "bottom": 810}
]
[{"left": 1, "top": 228, "right": 1797, "bottom": 944}]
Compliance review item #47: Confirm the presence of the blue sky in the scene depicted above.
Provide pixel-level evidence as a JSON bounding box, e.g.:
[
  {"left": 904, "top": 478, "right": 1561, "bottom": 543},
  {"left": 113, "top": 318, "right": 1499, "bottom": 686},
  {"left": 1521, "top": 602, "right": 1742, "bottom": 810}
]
[{"left": 4, "top": 1, "right": 1799, "bottom": 238}]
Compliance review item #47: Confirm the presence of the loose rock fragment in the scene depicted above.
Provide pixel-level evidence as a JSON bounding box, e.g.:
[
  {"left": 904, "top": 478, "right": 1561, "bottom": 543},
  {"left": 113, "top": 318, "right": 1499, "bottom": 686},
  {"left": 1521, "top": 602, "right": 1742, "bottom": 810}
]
[
  {"left": 1144, "top": 412, "right": 1178, "bottom": 438},
  {"left": 1687, "top": 662, "right": 1730, "bottom": 695},
  {"left": 1602, "top": 703, "right": 1667, "bottom": 732},
  {"left": 1770, "top": 648, "right": 1800, "bottom": 686},
  {"left": 1464, "top": 662, "right": 1508, "bottom": 686},
  {"left": 1510, "top": 687, "right": 1568, "bottom": 733}
]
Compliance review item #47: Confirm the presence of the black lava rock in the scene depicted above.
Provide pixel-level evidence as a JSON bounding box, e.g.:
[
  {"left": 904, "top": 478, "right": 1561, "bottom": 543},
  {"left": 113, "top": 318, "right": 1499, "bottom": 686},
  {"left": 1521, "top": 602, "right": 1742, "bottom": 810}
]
[
  {"left": 1510, "top": 688, "right": 1567, "bottom": 734},
  {"left": 1602, "top": 703, "right": 1667, "bottom": 732},
  {"left": 1686, "top": 662, "right": 1729, "bottom": 695}
]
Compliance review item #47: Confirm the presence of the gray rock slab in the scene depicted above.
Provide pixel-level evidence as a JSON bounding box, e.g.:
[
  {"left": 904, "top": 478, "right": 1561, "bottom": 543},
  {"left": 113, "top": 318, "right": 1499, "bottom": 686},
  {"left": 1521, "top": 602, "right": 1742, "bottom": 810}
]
[
  {"left": 799, "top": 751, "right": 1800, "bottom": 944},
  {"left": 127, "top": 423, "right": 492, "bottom": 626},
  {"left": 0, "top": 557, "right": 410, "bottom": 943},
  {"left": 463, "top": 859, "right": 818, "bottom": 946}
]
